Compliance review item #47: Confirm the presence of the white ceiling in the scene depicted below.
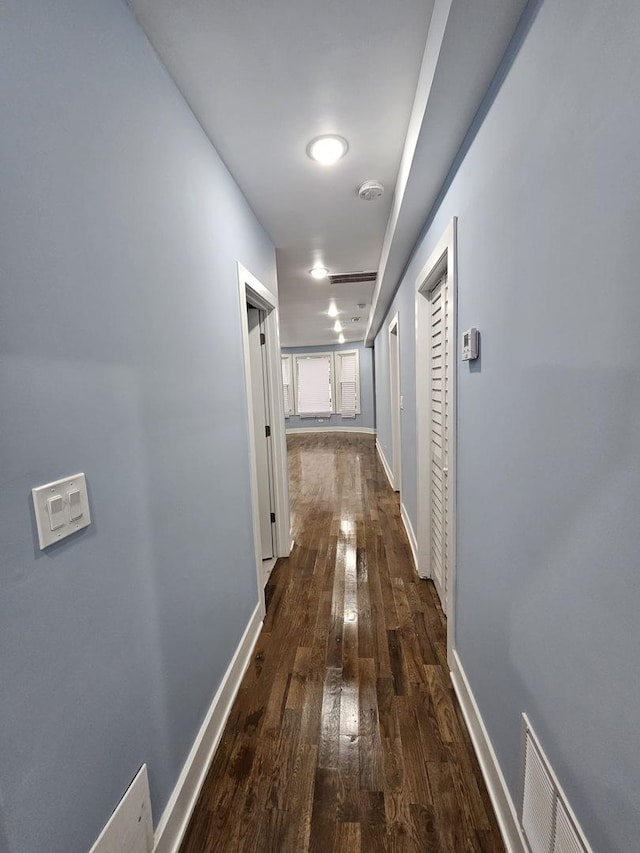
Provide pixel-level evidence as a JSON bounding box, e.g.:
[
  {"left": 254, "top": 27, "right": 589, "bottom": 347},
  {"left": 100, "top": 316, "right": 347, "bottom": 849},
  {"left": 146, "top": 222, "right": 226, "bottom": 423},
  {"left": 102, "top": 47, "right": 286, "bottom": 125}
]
[
  {"left": 129, "top": 0, "right": 435, "bottom": 346},
  {"left": 129, "top": 0, "right": 528, "bottom": 348}
]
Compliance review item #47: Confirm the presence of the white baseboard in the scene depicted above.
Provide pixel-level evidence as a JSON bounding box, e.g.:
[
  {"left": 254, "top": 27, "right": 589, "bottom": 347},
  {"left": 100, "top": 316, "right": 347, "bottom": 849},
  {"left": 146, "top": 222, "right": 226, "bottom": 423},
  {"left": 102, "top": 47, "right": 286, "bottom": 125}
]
[
  {"left": 400, "top": 502, "right": 418, "bottom": 574},
  {"left": 153, "top": 603, "right": 263, "bottom": 853},
  {"left": 375, "top": 439, "right": 395, "bottom": 489},
  {"left": 286, "top": 426, "right": 376, "bottom": 434},
  {"left": 450, "top": 650, "right": 526, "bottom": 853}
]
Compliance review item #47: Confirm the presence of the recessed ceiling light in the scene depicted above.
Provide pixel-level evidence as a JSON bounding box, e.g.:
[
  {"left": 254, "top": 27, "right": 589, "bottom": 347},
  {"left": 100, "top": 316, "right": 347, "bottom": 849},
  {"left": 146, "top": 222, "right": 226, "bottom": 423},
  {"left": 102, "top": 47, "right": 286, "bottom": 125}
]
[
  {"left": 338, "top": 333, "right": 345, "bottom": 344},
  {"left": 306, "top": 135, "right": 349, "bottom": 165},
  {"left": 351, "top": 317, "right": 361, "bottom": 322},
  {"left": 309, "top": 266, "right": 329, "bottom": 280},
  {"left": 334, "top": 320, "right": 342, "bottom": 333},
  {"left": 357, "top": 303, "right": 366, "bottom": 309},
  {"left": 328, "top": 303, "right": 338, "bottom": 318}
]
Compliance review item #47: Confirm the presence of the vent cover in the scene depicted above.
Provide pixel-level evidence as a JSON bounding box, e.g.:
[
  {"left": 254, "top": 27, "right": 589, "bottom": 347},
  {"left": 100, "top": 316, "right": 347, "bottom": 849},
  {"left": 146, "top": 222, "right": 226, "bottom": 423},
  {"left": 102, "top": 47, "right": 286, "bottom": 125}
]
[
  {"left": 520, "top": 717, "right": 591, "bottom": 853},
  {"left": 328, "top": 271, "right": 377, "bottom": 286},
  {"left": 553, "top": 800, "right": 584, "bottom": 853},
  {"left": 522, "top": 732, "right": 556, "bottom": 853}
]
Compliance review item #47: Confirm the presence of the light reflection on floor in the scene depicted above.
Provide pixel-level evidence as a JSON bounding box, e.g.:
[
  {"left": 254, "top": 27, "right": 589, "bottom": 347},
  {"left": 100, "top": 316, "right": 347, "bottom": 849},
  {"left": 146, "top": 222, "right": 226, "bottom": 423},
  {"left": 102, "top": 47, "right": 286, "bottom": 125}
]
[{"left": 294, "top": 438, "right": 367, "bottom": 778}]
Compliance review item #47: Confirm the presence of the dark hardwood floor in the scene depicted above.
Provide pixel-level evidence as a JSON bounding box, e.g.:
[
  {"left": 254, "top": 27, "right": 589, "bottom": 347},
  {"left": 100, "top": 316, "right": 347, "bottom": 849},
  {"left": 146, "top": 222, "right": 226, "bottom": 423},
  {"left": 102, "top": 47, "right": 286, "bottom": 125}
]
[{"left": 180, "top": 433, "right": 504, "bottom": 852}]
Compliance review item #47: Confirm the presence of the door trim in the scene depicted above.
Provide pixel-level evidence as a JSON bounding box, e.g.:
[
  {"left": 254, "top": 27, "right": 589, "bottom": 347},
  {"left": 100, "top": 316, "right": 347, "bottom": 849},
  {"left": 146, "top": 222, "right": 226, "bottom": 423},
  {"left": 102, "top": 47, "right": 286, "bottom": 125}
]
[
  {"left": 237, "top": 263, "right": 291, "bottom": 611},
  {"left": 415, "top": 217, "right": 457, "bottom": 666},
  {"left": 246, "top": 305, "right": 276, "bottom": 560},
  {"left": 388, "top": 313, "right": 402, "bottom": 494}
]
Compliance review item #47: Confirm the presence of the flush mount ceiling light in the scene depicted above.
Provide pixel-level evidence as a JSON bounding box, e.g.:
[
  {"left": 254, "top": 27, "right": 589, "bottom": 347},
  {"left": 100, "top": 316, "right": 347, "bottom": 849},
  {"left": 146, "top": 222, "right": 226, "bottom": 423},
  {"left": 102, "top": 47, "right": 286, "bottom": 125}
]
[
  {"left": 328, "top": 302, "right": 338, "bottom": 318},
  {"left": 309, "top": 266, "right": 329, "bottom": 280},
  {"left": 338, "top": 333, "right": 345, "bottom": 344},
  {"left": 334, "top": 320, "right": 343, "bottom": 333},
  {"left": 306, "top": 135, "right": 348, "bottom": 165}
]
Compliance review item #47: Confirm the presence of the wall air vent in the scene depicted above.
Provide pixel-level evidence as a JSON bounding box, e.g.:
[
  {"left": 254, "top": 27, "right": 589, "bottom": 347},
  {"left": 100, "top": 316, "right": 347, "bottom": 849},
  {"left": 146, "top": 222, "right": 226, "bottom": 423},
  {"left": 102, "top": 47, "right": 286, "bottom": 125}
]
[
  {"left": 520, "top": 716, "right": 592, "bottom": 853},
  {"left": 522, "top": 728, "right": 555, "bottom": 853},
  {"left": 553, "top": 800, "right": 585, "bottom": 853},
  {"left": 328, "top": 271, "right": 377, "bottom": 286}
]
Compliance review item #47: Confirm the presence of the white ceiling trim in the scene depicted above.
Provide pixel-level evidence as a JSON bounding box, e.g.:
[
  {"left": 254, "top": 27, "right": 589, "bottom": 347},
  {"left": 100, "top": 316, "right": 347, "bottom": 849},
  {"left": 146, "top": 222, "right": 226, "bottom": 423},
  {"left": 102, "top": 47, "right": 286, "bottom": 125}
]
[
  {"left": 365, "top": 0, "right": 528, "bottom": 345},
  {"left": 366, "top": 0, "right": 454, "bottom": 344}
]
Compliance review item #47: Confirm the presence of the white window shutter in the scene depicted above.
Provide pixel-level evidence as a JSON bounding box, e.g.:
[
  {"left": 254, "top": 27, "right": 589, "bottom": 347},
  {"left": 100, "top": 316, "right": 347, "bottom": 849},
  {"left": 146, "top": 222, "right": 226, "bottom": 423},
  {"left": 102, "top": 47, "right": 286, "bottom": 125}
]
[
  {"left": 339, "top": 352, "right": 357, "bottom": 418},
  {"left": 297, "top": 356, "right": 332, "bottom": 416},
  {"left": 281, "top": 356, "right": 292, "bottom": 417}
]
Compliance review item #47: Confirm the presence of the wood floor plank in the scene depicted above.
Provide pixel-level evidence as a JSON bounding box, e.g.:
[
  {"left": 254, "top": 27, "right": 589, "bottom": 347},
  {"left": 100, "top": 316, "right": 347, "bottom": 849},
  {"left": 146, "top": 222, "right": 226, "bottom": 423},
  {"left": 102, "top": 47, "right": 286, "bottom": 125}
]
[
  {"left": 178, "top": 433, "right": 504, "bottom": 853},
  {"left": 358, "top": 657, "right": 384, "bottom": 791},
  {"left": 299, "top": 677, "right": 323, "bottom": 745},
  {"left": 396, "top": 695, "right": 433, "bottom": 805},
  {"left": 409, "top": 802, "right": 441, "bottom": 853},
  {"left": 381, "top": 736, "right": 405, "bottom": 793},
  {"left": 308, "top": 769, "right": 337, "bottom": 853},
  {"left": 318, "top": 667, "right": 342, "bottom": 771},
  {"left": 426, "top": 760, "right": 470, "bottom": 852},
  {"left": 278, "top": 742, "right": 318, "bottom": 852},
  {"left": 356, "top": 545, "right": 375, "bottom": 658},
  {"left": 333, "top": 820, "right": 361, "bottom": 852},
  {"left": 285, "top": 646, "right": 312, "bottom": 711},
  {"left": 359, "top": 790, "right": 387, "bottom": 853}
]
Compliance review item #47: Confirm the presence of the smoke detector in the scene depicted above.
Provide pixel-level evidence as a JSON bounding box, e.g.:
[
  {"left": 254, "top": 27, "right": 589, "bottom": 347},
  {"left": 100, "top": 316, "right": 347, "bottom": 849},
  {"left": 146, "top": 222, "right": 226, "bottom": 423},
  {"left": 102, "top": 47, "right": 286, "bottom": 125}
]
[{"left": 357, "top": 180, "right": 384, "bottom": 201}]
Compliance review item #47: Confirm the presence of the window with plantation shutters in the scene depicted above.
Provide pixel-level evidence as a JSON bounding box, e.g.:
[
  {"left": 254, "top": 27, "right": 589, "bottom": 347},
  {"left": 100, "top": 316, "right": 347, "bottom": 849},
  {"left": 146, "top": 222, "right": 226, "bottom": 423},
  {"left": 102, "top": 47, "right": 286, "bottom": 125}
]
[
  {"left": 296, "top": 355, "right": 332, "bottom": 416},
  {"left": 337, "top": 350, "right": 359, "bottom": 418},
  {"left": 281, "top": 355, "right": 292, "bottom": 418}
]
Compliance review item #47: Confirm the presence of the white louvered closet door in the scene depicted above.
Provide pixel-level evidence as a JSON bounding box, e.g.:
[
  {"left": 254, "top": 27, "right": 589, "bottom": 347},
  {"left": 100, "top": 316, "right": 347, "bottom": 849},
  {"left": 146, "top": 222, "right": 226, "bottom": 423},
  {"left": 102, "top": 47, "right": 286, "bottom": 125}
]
[{"left": 429, "top": 275, "right": 450, "bottom": 611}]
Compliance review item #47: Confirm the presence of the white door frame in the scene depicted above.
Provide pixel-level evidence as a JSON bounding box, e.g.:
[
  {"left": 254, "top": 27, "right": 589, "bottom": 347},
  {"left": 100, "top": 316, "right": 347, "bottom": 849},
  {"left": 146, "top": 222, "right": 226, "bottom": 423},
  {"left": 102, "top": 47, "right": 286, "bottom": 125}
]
[
  {"left": 237, "top": 263, "right": 291, "bottom": 613},
  {"left": 415, "top": 217, "right": 457, "bottom": 665},
  {"left": 388, "top": 313, "right": 402, "bottom": 493},
  {"left": 246, "top": 305, "right": 276, "bottom": 560}
]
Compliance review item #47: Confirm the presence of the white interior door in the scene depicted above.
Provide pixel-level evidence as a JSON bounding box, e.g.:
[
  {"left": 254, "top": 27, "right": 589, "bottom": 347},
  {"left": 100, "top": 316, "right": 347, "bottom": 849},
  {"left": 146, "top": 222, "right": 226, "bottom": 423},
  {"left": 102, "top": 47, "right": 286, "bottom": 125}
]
[
  {"left": 247, "top": 305, "right": 275, "bottom": 560},
  {"left": 389, "top": 318, "right": 401, "bottom": 492},
  {"left": 415, "top": 218, "right": 457, "bottom": 659},
  {"left": 429, "top": 275, "right": 450, "bottom": 610}
]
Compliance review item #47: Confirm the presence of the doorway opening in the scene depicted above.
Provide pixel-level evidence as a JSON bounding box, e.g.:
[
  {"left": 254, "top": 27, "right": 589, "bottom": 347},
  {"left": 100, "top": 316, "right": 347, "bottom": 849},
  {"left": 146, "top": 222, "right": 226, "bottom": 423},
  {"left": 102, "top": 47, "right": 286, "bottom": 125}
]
[
  {"left": 388, "top": 314, "right": 402, "bottom": 493},
  {"left": 237, "top": 263, "right": 290, "bottom": 613},
  {"left": 246, "top": 305, "right": 276, "bottom": 561},
  {"left": 415, "top": 218, "right": 457, "bottom": 664}
]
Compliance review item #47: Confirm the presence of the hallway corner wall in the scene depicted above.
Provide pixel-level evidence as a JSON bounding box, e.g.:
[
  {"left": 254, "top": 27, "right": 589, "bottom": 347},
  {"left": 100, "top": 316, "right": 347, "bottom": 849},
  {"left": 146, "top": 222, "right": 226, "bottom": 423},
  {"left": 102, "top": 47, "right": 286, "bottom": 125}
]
[
  {"left": 373, "top": 1, "right": 640, "bottom": 851},
  {"left": 0, "top": 1, "right": 275, "bottom": 851}
]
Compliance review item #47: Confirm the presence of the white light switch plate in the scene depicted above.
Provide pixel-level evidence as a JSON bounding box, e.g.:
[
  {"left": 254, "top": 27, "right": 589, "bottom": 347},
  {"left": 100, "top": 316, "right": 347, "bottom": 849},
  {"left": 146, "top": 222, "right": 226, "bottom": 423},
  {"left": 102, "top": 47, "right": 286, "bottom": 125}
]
[{"left": 32, "top": 473, "right": 91, "bottom": 549}]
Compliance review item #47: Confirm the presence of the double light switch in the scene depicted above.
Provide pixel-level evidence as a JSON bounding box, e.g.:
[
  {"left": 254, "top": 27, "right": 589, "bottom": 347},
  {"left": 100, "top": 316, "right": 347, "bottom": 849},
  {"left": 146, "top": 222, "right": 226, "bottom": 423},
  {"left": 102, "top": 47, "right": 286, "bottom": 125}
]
[{"left": 33, "top": 473, "right": 91, "bottom": 549}]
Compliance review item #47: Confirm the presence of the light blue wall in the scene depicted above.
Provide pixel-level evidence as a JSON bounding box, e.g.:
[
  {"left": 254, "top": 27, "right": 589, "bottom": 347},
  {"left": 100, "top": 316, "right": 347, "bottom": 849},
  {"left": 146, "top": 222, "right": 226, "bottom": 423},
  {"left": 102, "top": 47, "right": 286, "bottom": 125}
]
[
  {"left": 282, "top": 341, "right": 375, "bottom": 431},
  {"left": 374, "top": 1, "right": 640, "bottom": 851},
  {"left": 0, "top": 1, "right": 275, "bottom": 852}
]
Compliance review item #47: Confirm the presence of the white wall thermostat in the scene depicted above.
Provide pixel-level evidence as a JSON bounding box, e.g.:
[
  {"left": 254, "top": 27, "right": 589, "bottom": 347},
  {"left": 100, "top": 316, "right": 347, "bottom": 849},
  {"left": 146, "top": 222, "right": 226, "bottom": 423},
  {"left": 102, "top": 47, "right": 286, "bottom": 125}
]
[{"left": 461, "top": 328, "right": 478, "bottom": 361}]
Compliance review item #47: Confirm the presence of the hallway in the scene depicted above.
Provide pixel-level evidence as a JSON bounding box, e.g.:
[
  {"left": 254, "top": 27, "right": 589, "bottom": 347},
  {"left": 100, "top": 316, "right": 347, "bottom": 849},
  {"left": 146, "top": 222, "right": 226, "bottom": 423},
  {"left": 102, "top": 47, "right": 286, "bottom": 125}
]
[{"left": 180, "top": 433, "right": 504, "bottom": 852}]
